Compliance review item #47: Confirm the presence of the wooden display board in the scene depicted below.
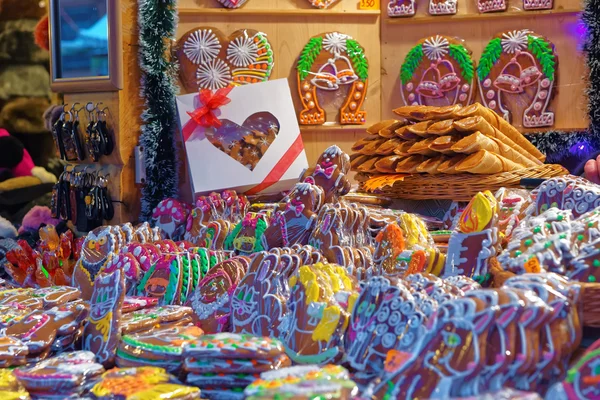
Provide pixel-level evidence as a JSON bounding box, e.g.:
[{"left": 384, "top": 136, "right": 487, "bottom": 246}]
[
  {"left": 381, "top": 0, "right": 587, "bottom": 133},
  {"left": 62, "top": 0, "right": 142, "bottom": 224},
  {"left": 177, "top": 0, "right": 382, "bottom": 167},
  {"left": 56, "top": 0, "right": 588, "bottom": 223}
]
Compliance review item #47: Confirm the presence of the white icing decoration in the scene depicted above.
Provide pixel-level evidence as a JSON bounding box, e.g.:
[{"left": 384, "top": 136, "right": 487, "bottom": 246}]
[
  {"left": 500, "top": 30, "right": 530, "bottom": 54},
  {"left": 322, "top": 32, "right": 350, "bottom": 55},
  {"left": 227, "top": 35, "right": 259, "bottom": 67},
  {"left": 423, "top": 35, "right": 449, "bottom": 60},
  {"left": 183, "top": 29, "right": 222, "bottom": 65},
  {"left": 196, "top": 59, "right": 232, "bottom": 91}
]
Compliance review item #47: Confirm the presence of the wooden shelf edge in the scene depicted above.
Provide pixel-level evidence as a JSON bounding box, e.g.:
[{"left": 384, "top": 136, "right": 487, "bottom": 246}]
[
  {"left": 300, "top": 124, "right": 368, "bottom": 132},
  {"left": 385, "top": 7, "right": 581, "bottom": 24},
  {"left": 178, "top": 8, "right": 381, "bottom": 17}
]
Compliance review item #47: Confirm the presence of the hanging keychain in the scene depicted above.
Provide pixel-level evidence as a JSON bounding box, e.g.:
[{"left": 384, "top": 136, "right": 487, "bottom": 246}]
[
  {"left": 85, "top": 102, "right": 100, "bottom": 161},
  {"left": 96, "top": 107, "right": 114, "bottom": 156},
  {"left": 71, "top": 103, "right": 86, "bottom": 161},
  {"left": 98, "top": 172, "right": 114, "bottom": 221},
  {"left": 53, "top": 112, "right": 67, "bottom": 160}
]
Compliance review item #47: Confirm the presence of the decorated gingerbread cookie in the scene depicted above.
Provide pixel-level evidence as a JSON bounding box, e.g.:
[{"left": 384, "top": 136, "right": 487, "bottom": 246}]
[
  {"left": 183, "top": 333, "right": 286, "bottom": 360},
  {"left": 297, "top": 32, "right": 368, "bottom": 125},
  {"left": 546, "top": 337, "right": 600, "bottom": 399},
  {"left": 217, "top": 0, "right": 249, "bottom": 8},
  {"left": 184, "top": 353, "right": 291, "bottom": 375},
  {"left": 443, "top": 191, "right": 499, "bottom": 283},
  {"left": 230, "top": 253, "right": 288, "bottom": 338},
  {"left": 477, "top": 0, "right": 507, "bottom": 12},
  {"left": 117, "top": 325, "right": 204, "bottom": 373},
  {"left": 13, "top": 351, "right": 104, "bottom": 394},
  {"left": 224, "top": 212, "right": 269, "bottom": 254},
  {"left": 345, "top": 277, "right": 425, "bottom": 380},
  {"left": 401, "top": 35, "right": 475, "bottom": 108},
  {"left": 151, "top": 198, "right": 189, "bottom": 240},
  {"left": 302, "top": 145, "right": 351, "bottom": 202},
  {"left": 244, "top": 365, "right": 358, "bottom": 400},
  {"left": 83, "top": 268, "right": 126, "bottom": 367},
  {"left": 478, "top": 30, "right": 557, "bottom": 129},
  {"left": 523, "top": 0, "right": 553, "bottom": 10},
  {"left": 279, "top": 263, "right": 357, "bottom": 365},
  {"left": 177, "top": 27, "right": 273, "bottom": 92},
  {"left": 90, "top": 367, "right": 200, "bottom": 400},
  {"left": 72, "top": 226, "right": 118, "bottom": 300},
  {"left": 264, "top": 183, "right": 324, "bottom": 249},
  {"left": 120, "top": 305, "right": 193, "bottom": 334},
  {"left": 429, "top": 0, "right": 457, "bottom": 14},
  {"left": 308, "top": 0, "right": 341, "bottom": 8},
  {"left": 388, "top": 0, "right": 416, "bottom": 16}
]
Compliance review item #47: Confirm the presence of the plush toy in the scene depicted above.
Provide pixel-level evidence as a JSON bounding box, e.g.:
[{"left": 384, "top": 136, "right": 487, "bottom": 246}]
[
  {"left": 0, "top": 216, "right": 17, "bottom": 238},
  {"left": 18, "top": 206, "right": 60, "bottom": 234},
  {"left": 0, "top": 128, "right": 56, "bottom": 183}
]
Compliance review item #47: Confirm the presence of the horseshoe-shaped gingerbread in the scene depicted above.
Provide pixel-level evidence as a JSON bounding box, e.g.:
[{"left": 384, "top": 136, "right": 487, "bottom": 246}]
[{"left": 297, "top": 32, "right": 369, "bottom": 125}]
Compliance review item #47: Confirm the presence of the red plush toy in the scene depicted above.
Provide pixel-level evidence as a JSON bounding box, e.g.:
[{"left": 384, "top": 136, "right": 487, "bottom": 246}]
[{"left": 0, "top": 128, "right": 56, "bottom": 183}]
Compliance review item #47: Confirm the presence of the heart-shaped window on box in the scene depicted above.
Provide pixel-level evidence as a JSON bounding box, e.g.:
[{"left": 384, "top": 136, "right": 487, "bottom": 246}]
[{"left": 204, "top": 111, "right": 280, "bottom": 172}]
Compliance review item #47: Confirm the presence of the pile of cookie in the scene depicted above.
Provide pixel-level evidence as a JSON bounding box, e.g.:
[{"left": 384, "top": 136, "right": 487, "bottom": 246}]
[
  {"left": 244, "top": 365, "right": 359, "bottom": 400},
  {"left": 497, "top": 180, "right": 600, "bottom": 284},
  {"left": 351, "top": 103, "right": 546, "bottom": 175},
  {"left": 12, "top": 351, "right": 104, "bottom": 399},
  {"left": 354, "top": 272, "right": 582, "bottom": 398},
  {"left": 183, "top": 333, "right": 290, "bottom": 400},
  {"left": 0, "top": 286, "right": 89, "bottom": 367}
]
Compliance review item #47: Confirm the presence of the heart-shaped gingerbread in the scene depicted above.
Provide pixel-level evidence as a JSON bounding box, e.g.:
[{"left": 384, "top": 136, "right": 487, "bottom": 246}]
[
  {"left": 176, "top": 27, "right": 274, "bottom": 93},
  {"left": 205, "top": 112, "right": 279, "bottom": 171}
]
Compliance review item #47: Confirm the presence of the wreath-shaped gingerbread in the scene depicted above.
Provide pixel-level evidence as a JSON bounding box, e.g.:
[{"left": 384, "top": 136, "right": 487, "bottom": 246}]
[
  {"left": 400, "top": 35, "right": 476, "bottom": 107},
  {"left": 477, "top": 29, "right": 557, "bottom": 129},
  {"left": 297, "top": 32, "right": 369, "bottom": 125},
  {"left": 176, "top": 27, "right": 274, "bottom": 93}
]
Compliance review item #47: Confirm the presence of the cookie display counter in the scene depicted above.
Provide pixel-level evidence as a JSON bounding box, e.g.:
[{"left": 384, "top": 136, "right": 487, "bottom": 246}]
[{"left": 3, "top": 0, "right": 597, "bottom": 399}]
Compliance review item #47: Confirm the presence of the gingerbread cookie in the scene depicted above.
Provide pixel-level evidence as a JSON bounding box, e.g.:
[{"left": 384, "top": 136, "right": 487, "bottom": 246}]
[
  {"left": 72, "top": 226, "right": 118, "bottom": 300},
  {"left": 264, "top": 183, "right": 324, "bottom": 249},
  {"left": 230, "top": 253, "right": 288, "bottom": 337},
  {"left": 443, "top": 191, "right": 499, "bottom": 283},
  {"left": 388, "top": 0, "right": 416, "bottom": 17},
  {"left": 478, "top": 30, "right": 557, "bottom": 129},
  {"left": 244, "top": 365, "right": 358, "bottom": 400},
  {"left": 176, "top": 27, "right": 274, "bottom": 92},
  {"left": 183, "top": 333, "right": 286, "bottom": 360},
  {"left": 279, "top": 263, "right": 357, "bottom": 364},
  {"left": 117, "top": 325, "right": 204, "bottom": 373},
  {"left": 184, "top": 353, "right": 291, "bottom": 374},
  {"left": 13, "top": 351, "right": 104, "bottom": 395},
  {"left": 84, "top": 268, "right": 126, "bottom": 368},
  {"left": 302, "top": 145, "right": 351, "bottom": 202},
  {"left": 346, "top": 276, "right": 425, "bottom": 380},
  {"left": 120, "top": 305, "right": 193, "bottom": 334},
  {"left": 297, "top": 32, "right": 368, "bottom": 125},
  {"left": 401, "top": 35, "right": 475, "bottom": 108},
  {"left": 429, "top": 0, "right": 457, "bottom": 14}
]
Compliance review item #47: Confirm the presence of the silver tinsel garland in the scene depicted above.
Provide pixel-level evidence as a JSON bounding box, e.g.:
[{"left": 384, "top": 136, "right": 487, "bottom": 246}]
[{"left": 138, "top": 0, "right": 180, "bottom": 221}]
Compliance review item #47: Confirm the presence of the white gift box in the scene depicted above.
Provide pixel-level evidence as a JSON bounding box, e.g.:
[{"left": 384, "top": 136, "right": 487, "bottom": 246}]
[{"left": 176, "top": 79, "right": 308, "bottom": 196}]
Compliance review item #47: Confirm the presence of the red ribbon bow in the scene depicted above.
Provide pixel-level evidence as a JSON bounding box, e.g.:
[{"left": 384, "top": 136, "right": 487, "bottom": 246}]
[{"left": 182, "top": 87, "right": 232, "bottom": 142}]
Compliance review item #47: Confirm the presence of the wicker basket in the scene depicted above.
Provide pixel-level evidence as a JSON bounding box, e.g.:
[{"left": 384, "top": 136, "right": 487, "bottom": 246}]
[
  {"left": 358, "top": 164, "right": 568, "bottom": 202},
  {"left": 489, "top": 258, "right": 600, "bottom": 328}
]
